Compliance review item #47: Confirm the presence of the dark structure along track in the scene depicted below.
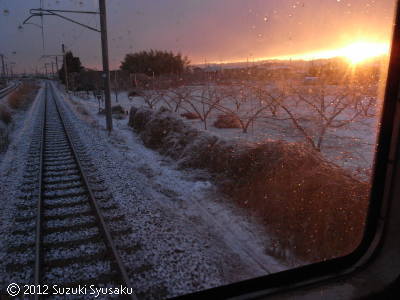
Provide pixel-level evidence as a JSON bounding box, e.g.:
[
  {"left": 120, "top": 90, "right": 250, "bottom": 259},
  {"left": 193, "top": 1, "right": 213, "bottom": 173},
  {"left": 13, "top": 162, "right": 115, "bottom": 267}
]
[
  {"left": 0, "top": 81, "right": 21, "bottom": 99},
  {"left": 26, "top": 82, "right": 136, "bottom": 299}
]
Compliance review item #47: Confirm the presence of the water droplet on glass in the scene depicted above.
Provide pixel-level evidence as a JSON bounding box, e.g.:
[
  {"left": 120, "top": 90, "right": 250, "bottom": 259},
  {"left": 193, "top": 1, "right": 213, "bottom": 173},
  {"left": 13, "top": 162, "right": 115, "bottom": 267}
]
[
  {"left": 263, "top": 16, "right": 268, "bottom": 22},
  {"left": 3, "top": 9, "right": 10, "bottom": 16}
]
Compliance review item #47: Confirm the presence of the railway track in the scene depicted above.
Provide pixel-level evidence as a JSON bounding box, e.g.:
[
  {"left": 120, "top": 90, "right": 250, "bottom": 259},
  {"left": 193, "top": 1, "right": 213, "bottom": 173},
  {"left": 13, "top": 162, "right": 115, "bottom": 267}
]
[{"left": 6, "top": 82, "right": 137, "bottom": 299}]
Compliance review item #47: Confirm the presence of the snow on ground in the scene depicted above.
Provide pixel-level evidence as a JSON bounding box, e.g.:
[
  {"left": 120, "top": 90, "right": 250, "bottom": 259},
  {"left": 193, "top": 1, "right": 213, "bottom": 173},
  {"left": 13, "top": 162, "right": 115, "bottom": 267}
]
[
  {"left": 72, "top": 84, "right": 378, "bottom": 180},
  {"left": 54, "top": 82, "right": 287, "bottom": 297},
  {"left": 0, "top": 84, "right": 45, "bottom": 289}
]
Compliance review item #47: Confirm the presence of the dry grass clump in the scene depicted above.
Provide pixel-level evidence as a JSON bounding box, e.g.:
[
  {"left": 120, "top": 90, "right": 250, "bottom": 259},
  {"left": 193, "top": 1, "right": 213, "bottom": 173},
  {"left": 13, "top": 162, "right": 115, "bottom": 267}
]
[
  {"left": 0, "top": 104, "right": 12, "bottom": 125},
  {"left": 128, "top": 107, "right": 370, "bottom": 262},
  {"left": 213, "top": 114, "right": 241, "bottom": 129},
  {"left": 7, "top": 83, "right": 39, "bottom": 109},
  {"left": 180, "top": 112, "right": 200, "bottom": 120},
  {"left": 0, "top": 105, "right": 12, "bottom": 151}
]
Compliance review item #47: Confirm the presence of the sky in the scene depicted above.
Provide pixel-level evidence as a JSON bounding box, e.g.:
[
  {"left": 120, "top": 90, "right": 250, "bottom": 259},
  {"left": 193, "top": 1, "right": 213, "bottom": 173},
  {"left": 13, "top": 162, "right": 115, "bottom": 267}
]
[{"left": 0, "top": 0, "right": 397, "bottom": 73}]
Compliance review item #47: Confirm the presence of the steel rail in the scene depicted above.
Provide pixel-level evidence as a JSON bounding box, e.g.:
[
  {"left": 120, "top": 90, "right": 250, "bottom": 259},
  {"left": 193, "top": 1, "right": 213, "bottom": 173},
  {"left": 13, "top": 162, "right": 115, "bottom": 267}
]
[
  {"left": 33, "top": 82, "right": 137, "bottom": 300},
  {"left": 34, "top": 82, "right": 47, "bottom": 300}
]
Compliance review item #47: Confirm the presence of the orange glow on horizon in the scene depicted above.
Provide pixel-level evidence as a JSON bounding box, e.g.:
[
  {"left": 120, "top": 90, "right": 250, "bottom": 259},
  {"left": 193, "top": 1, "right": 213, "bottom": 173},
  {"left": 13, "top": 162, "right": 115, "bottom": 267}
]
[
  {"left": 198, "top": 40, "right": 390, "bottom": 66},
  {"left": 267, "top": 41, "right": 389, "bottom": 64}
]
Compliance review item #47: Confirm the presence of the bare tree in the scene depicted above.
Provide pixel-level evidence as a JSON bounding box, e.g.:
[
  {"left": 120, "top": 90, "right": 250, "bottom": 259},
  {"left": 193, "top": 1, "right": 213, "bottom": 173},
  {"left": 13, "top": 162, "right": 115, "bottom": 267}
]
[
  {"left": 351, "top": 83, "right": 378, "bottom": 118},
  {"left": 94, "top": 90, "right": 104, "bottom": 113},
  {"left": 215, "top": 84, "right": 271, "bottom": 133},
  {"left": 260, "top": 81, "right": 367, "bottom": 151},
  {"left": 141, "top": 88, "right": 164, "bottom": 109},
  {"left": 112, "top": 71, "right": 120, "bottom": 103},
  {"left": 183, "top": 84, "right": 222, "bottom": 130},
  {"left": 167, "top": 86, "right": 194, "bottom": 112}
]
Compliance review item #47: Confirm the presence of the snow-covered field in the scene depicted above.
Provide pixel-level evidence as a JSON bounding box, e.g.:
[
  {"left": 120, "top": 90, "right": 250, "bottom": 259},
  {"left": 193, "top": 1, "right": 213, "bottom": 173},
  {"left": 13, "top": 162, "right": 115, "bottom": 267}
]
[{"left": 71, "top": 81, "right": 380, "bottom": 181}]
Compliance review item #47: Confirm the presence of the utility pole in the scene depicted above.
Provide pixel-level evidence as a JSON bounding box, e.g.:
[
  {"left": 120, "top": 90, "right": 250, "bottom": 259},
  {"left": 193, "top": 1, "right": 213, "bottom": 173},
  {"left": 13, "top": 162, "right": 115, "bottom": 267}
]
[
  {"left": 40, "top": 55, "right": 62, "bottom": 78},
  {"left": 0, "top": 55, "right": 5, "bottom": 79},
  {"left": 62, "top": 44, "right": 69, "bottom": 92},
  {"left": 55, "top": 56, "right": 59, "bottom": 75},
  {"left": 99, "top": 0, "right": 112, "bottom": 132},
  {"left": 9, "top": 63, "right": 15, "bottom": 77},
  {"left": 22, "top": 5, "right": 113, "bottom": 131},
  {"left": 44, "top": 63, "right": 48, "bottom": 77}
]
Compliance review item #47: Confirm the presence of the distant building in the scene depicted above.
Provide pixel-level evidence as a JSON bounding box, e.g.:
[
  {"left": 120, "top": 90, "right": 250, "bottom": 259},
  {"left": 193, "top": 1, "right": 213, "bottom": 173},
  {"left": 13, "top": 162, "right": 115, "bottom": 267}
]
[{"left": 76, "top": 70, "right": 137, "bottom": 91}]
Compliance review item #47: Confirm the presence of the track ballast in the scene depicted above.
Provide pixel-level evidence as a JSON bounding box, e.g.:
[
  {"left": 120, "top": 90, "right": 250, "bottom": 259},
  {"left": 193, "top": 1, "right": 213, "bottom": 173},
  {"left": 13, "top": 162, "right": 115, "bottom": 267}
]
[{"left": 6, "top": 82, "right": 137, "bottom": 299}]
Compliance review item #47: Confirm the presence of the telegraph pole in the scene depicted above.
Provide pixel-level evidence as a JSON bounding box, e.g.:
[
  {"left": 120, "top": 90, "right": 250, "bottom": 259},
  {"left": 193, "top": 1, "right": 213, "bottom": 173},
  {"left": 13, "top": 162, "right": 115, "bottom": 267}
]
[
  {"left": 9, "top": 63, "right": 15, "bottom": 77},
  {"left": 99, "top": 0, "right": 112, "bottom": 132},
  {"left": 22, "top": 4, "right": 113, "bottom": 131},
  {"left": 0, "top": 55, "right": 5, "bottom": 78},
  {"left": 55, "top": 56, "right": 59, "bottom": 75},
  {"left": 62, "top": 44, "right": 69, "bottom": 92},
  {"left": 40, "top": 55, "right": 62, "bottom": 78}
]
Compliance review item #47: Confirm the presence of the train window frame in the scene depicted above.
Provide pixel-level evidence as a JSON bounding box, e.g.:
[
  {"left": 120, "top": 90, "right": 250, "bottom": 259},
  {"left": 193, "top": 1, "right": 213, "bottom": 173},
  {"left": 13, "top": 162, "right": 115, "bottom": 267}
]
[{"left": 175, "top": 2, "right": 400, "bottom": 299}]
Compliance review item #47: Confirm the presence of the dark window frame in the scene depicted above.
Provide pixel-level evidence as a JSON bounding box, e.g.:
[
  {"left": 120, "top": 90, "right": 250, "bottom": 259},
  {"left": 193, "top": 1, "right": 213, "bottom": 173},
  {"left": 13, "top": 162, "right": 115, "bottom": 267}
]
[{"left": 175, "top": 2, "right": 400, "bottom": 299}]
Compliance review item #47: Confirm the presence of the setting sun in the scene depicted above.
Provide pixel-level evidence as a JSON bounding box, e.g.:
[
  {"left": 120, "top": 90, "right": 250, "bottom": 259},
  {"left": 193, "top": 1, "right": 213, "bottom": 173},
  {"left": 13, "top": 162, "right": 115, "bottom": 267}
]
[
  {"left": 265, "top": 41, "right": 390, "bottom": 65},
  {"left": 338, "top": 42, "right": 389, "bottom": 64}
]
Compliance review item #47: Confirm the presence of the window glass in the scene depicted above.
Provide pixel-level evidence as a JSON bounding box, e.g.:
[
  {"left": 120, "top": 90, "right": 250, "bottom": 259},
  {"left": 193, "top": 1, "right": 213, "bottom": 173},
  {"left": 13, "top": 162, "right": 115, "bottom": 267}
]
[{"left": 0, "top": 0, "right": 397, "bottom": 298}]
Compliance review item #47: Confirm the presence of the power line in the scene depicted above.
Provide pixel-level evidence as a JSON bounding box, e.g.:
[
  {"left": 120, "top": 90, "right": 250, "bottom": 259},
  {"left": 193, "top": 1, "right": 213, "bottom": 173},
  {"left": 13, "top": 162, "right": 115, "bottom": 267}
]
[{"left": 22, "top": 1, "right": 113, "bottom": 132}]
